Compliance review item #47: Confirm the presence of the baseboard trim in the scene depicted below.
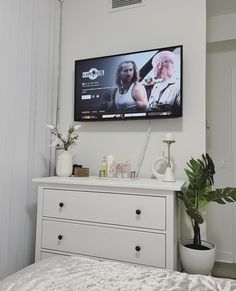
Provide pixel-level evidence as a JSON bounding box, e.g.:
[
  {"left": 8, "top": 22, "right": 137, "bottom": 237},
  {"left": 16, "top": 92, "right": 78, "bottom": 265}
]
[{"left": 216, "top": 250, "right": 233, "bottom": 263}]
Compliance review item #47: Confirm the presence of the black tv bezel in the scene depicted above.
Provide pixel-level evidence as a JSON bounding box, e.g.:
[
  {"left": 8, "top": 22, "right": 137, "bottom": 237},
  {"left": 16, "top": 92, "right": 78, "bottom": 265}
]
[{"left": 74, "top": 45, "right": 183, "bottom": 122}]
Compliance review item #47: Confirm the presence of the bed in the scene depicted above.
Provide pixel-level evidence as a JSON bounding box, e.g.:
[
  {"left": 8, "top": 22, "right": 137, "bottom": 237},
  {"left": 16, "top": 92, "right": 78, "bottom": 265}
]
[{"left": 0, "top": 255, "right": 235, "bottom": 291}]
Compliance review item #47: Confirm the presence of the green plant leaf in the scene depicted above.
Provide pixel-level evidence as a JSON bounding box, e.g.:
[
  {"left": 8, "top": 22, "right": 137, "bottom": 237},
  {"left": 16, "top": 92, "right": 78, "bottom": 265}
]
[
  {"left": 177, "top": 190, "right": 194, "bottom": 209},
  {"left": 204, "top": 188, "right": 236, "bottom": 204},
  {"left": 185, "top": 158, "right": 207, "bottom": 192},
  {"left": 186, "top": 208, "right": 204, "bottom": 224},
  {"left": 200, "top": 153, "right": 215, "bottom": 185}
]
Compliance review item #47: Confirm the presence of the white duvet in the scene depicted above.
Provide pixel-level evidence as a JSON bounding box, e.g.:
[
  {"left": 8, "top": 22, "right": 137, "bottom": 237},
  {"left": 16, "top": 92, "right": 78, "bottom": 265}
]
[{"left": 0, "top": 256, "right": 235, "bottom": 291}]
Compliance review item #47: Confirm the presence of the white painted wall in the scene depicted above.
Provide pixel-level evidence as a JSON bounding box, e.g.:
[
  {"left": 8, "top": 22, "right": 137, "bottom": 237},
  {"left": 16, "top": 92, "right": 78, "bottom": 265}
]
[
  {"left": 207, "top": 13, "right": 236, "bottom": 42},
  {"left": 0, "top": 0, "right": 60, "bottom": 279},
  {"left": 207, "top": 12, "right": 236, "bottom": 262},
  {"left": 59, "top": 0, "right": 206, "bottom": 182}
]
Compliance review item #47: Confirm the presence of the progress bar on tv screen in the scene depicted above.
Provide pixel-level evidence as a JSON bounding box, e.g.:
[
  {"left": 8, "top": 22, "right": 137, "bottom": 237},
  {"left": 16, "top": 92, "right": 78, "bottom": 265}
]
[
  {"left": 124, "top": 112, "right": 146, "bottom": 117},
  {"left": 147, "top": 111, "right": 171, "bottom": 116},
  {"left": 102, "top": 114, "right": 116, "bottom": 119}
]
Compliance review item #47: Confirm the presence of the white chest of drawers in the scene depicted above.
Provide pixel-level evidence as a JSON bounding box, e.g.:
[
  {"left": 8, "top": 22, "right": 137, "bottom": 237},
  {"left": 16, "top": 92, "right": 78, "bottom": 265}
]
[{"left": 33, "top": 176, "right": 185, "bottom": 270}]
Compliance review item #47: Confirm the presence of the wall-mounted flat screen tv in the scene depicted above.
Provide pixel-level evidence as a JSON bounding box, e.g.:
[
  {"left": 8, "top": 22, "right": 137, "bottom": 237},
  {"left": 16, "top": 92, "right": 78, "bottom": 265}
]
[{"left": 74, "top": 45, "right": 182, "bottom": 121}]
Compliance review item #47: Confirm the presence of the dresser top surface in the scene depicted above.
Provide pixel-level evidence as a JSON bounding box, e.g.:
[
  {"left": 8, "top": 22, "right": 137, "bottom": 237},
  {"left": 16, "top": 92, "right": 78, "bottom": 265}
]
[{"left": 33, "top": 176, "right": 185, "bottom": 191}]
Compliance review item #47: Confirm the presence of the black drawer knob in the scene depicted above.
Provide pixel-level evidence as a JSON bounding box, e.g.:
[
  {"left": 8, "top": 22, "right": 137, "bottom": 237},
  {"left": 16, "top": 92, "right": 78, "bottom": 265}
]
[
  {"left": 136, "top": 209, "right": 141, "bottom": 215},
  {"left": 59, "top": 202, "right": 64, "bottom": 208},
  {"left": 135, "top": 245, "right": 141, "bottom": 252},
  {"left": 58, "top": 235, "right": 63, "bottom": 240}
]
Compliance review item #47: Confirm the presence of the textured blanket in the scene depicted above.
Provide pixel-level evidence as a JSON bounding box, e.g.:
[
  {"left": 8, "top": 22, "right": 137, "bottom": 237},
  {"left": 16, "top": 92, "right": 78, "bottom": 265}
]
[{"left": 0, "top": 255, "right": 235, "bottom": 291}]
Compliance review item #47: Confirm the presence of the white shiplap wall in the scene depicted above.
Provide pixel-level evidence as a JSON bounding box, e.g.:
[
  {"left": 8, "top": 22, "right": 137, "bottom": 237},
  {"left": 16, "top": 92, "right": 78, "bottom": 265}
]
[{"left": 0, "top": 0, "right": 60, "bottom": 279}]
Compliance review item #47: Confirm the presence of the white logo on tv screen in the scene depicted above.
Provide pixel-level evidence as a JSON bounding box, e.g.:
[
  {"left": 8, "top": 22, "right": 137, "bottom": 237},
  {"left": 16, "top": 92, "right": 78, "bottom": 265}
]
[{"left": 82, "top": 68, "right": 104, "bottom": 80}]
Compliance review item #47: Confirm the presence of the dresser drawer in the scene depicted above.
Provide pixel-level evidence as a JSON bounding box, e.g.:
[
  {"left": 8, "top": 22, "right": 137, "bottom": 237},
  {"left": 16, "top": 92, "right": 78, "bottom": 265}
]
[
  {"left": 41, "top": 220, "right": 166, "bottom": 268},
  {"left": 43, "top": 189, "right": 166, "bottom": 230}
]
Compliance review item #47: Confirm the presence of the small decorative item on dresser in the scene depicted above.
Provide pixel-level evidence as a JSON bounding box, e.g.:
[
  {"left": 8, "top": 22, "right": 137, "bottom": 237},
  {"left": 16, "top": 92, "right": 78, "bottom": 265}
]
[
  {"left": 47, "top": 124, "right": 81, "bottom": 177},
  {"left": 73, "top": 164, "right": 89, "bottom": 177},
  {"left": 163, "top": 133, "right": 175, "bottom": 182},
  {"left": 56, "top": 150, "right": 73, "bottom": 177}
]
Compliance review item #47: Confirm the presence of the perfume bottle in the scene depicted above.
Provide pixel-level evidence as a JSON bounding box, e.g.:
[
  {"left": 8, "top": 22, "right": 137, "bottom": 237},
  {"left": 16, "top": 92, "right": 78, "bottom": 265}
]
[
  {"left": 106, "top": 155, "right": 115, "bottom": 178},
  {"left": 101, "top": 156, "right": 107, "bottom": 177},
  {"left": 116, "top": 162, "right": 122, "bottom": 178},
  {"left": 121, "top": 161, "right": 131, "bottom": 178}
]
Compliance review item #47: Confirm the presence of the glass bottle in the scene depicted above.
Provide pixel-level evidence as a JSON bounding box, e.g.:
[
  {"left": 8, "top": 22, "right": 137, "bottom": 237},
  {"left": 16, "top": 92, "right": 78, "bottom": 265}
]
[{"left": 101, "top": 156, "right": 107, "bottom": 177}]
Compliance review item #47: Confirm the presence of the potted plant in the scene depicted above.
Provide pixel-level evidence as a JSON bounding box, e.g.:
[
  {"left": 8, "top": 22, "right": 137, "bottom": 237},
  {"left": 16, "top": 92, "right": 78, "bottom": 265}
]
[
  {"left": 47, "top": 124, "right": 81, "bottom": 177},
  {"left": 178, "top": 153, "right": 236, "bottom": 275}
]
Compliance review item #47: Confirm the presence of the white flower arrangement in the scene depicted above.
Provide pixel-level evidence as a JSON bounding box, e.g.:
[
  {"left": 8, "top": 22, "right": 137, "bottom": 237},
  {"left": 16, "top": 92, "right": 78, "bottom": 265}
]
[{"left": 47, "top": 124, "right": 81, "bottom": 151}]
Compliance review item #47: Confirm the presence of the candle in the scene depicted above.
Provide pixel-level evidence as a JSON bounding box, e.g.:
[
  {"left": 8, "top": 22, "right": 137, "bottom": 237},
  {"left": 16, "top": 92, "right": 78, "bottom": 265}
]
[{"left": 164, "top": 133, "right": 174, "bottom": 141}]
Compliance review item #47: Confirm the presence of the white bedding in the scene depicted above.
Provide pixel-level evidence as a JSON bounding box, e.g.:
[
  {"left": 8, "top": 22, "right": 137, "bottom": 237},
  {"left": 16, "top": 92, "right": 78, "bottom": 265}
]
[{"left": 0, "top": 256, "right": 235, "bottom": 291}]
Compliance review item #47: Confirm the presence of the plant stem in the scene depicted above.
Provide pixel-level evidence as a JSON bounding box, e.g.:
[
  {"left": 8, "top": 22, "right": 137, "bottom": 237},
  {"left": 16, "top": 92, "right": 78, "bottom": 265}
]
[{"left": 193, "top": 220, "right": 201, "bottom": 249}]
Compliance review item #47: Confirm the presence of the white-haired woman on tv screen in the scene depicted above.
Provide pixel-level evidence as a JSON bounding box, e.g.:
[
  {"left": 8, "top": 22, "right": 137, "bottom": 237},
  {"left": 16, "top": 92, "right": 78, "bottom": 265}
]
[
  {"left": 112, "top": 60, "right": 148, "bottom": 112},
  {"left": 147, "top": 50, "right": 180, "bottom": 113}
]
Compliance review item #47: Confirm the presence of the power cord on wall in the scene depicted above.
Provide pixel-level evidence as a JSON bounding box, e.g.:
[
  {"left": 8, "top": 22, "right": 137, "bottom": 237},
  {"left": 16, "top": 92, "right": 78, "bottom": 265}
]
[{"left": 135, "top": 120, "right": 152, "bottom": 177}]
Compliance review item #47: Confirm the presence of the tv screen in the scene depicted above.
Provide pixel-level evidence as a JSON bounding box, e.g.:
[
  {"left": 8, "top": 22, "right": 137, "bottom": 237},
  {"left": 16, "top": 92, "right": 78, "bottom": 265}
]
[{"left": 74, "top": 45, "right": 182, "bottom": 121}]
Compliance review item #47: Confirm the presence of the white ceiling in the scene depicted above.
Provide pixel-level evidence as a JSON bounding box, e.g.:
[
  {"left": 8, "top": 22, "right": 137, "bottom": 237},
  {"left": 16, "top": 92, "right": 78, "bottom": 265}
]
[{"left": 207, "top": 0, "right": 236, "bottom": 17}]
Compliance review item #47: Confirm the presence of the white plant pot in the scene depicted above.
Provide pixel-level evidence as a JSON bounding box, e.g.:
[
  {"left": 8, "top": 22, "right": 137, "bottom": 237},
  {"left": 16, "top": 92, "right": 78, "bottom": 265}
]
[
  {"left": 56, "top": 150, "right": 72, "bottom": 177},
  {"left": 179, "top": 239, "right": 216, "bottom": 275}
]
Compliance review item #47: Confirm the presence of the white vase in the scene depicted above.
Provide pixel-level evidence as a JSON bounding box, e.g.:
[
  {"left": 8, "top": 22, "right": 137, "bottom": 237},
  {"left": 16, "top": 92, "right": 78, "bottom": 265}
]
[
  {"left": 179, "top": 239, "right": 216, "bottom": 275},
  {"left": 56, "top": 150, "right": 72, "bottom": 177}
]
